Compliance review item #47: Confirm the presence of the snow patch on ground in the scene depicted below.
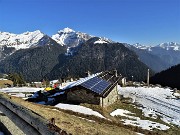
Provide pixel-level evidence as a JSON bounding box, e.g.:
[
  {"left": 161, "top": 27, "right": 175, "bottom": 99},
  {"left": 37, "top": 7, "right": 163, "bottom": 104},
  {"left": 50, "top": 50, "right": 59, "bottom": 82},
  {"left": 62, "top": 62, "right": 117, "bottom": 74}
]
[
  {"left": 173, "top": 92, "right": 180, "bottom": 97},
  {"left": 136, "top": 133, "right": 145, "bottom": 135},
  {"left": 110, "top": 109, "right": 134, "bottom": 117},
  {"left": 0, "top": 87, "right": 44, "bottom": 98},
  {"left": 110, "top": 109, "right": 169, "bottom": 131},
  {"left": 0, "top": 87, "right": 44, "bottom": 93},
  {"left": 123, "top": 119, "right": 169, "bottom": 131},
  {"left": 141, "top": 108, "right": 157, "bottom": 119},
  {"left": 55, "top": 103, "right": 105, "bottom": 118},
  {"left": 119, "top": 87, "right": 180, "bottom": 126}
]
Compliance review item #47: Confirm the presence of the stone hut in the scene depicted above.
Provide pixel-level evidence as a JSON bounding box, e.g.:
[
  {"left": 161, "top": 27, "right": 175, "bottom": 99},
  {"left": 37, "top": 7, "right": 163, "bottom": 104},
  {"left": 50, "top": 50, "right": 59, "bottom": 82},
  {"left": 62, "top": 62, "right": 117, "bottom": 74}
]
[{"left": 64, "top": 71, "right": 121, "bottom": 107}]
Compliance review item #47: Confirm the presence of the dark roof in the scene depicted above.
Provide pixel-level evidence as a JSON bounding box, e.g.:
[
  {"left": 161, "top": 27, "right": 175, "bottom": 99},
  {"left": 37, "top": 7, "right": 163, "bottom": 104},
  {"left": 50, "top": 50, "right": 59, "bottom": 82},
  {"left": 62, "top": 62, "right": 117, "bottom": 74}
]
[{"left": 64, "top": 70, "right": 121, "bottom": 98}]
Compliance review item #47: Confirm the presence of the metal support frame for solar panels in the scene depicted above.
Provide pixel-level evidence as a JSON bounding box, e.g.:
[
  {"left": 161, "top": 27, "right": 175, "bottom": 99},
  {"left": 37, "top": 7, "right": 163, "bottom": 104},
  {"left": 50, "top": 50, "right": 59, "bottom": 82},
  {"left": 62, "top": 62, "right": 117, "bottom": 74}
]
[
  {"left": 99, "top": 72, "right": 109, "bottom": 80},
  {"left": 106, "top": 75, "right": 115, "bottom": 82},
  {"left": 93, "top": 74, "right": 115, "bottom": 95},
  {"left": 102, "top": 78, "right": 119, "bottom": 97}
]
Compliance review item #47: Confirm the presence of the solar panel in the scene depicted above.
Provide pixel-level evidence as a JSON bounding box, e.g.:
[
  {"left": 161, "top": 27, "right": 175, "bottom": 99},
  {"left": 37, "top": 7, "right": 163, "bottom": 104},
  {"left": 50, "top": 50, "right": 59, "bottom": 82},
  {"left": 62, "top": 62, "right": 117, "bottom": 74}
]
[
  {"left": 63, "top": 73, "right": 101, "bottom": 90},
  {"left": 80, "top": 75, "right": 111, "bottom": 94},
  {"left": 63, "top": 71, "right": 116, "bottom": 96},
  {"left": 91, "top": 80, "right": 110, "bottom": 94},
  {"left": 81, "top": 76, "right": 101, "bottom": 89}
]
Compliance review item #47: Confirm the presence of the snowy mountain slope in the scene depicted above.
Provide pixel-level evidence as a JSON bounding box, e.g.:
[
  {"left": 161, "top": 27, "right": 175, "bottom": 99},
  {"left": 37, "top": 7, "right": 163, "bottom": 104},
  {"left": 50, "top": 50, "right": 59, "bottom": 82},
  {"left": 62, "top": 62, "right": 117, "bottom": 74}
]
[
  {"left": 0, "top": 30, "right": 61, "bottom": 61},
  {"left": 52, "top": 27, "right": 92, "bottom": 47},
  {"left": 0, "top": 45, "right": 16, "bottom": 61},
  {"left": 0, "top": 30, "right": 45, "bottom": 49}
]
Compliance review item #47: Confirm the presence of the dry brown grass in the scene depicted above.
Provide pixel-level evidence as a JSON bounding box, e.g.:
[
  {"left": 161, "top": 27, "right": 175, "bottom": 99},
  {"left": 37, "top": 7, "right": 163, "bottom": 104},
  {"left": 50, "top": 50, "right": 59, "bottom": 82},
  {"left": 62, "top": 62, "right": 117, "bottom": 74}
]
[
  {"left": 2, "top": 93, "right": 176, "bottom": 135},
  {"left": 0, "top": 80, "right": 13, "bottom": 87},
  {"left": 4, "top": 94, "right": 136, "bottom": 135}
]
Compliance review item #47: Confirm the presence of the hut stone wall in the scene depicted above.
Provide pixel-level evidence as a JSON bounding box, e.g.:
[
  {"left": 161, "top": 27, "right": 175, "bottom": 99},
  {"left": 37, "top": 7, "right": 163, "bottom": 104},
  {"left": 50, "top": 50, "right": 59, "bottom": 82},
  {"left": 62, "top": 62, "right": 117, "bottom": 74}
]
[
  {"left": 100, "top": 84, "right": 119, "bottom": 107},
  {"left": 67, "top": 88, "right": 100, "bottom": 105}
]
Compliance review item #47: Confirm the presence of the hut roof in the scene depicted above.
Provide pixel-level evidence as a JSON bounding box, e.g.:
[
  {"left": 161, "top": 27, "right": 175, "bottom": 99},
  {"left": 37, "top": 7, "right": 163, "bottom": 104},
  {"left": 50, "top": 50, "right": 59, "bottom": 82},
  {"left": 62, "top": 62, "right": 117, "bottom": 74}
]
[{"left": 64, "top": 70, "right": 121, "bottom": 98}]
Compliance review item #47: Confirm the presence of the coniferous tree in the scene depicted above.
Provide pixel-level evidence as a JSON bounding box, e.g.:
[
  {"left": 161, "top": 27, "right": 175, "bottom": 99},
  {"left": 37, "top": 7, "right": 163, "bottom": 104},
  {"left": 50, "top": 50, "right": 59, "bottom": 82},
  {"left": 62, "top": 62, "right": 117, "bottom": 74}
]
[{"left": 6, "top": 73, "right": 26, "bottom": 86}]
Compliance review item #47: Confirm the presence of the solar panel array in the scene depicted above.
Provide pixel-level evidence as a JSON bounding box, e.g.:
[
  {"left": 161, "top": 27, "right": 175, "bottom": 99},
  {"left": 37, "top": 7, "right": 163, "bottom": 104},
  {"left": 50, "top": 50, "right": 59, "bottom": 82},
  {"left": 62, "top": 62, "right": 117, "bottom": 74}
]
[
  {"left": 62, "top": 73, "right": 101, "bottom": 90},
  {"left": 81, "top": 76, "right": 111, "bottom": 94},
  {"left": 63, "top": 72, "right": 115, "bottom": 95}
]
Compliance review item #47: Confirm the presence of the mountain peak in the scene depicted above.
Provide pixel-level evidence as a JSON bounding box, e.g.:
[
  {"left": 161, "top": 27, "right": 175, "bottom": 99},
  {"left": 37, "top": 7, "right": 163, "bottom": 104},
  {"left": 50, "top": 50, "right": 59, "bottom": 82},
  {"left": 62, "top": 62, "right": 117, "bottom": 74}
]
[
  {"left": 58, "top": 27, "right": 75, "bottom": 33},
  {"left": 52, "top": 28, "right": 92, "bottom": 47}
]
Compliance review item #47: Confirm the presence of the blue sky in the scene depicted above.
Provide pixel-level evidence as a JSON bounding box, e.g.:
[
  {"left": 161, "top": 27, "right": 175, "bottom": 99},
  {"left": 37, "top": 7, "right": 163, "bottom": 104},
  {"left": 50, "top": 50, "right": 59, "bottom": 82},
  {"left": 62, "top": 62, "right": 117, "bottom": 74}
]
[{"left": 0, "top": 0, "right": 180, "bottom": 45}]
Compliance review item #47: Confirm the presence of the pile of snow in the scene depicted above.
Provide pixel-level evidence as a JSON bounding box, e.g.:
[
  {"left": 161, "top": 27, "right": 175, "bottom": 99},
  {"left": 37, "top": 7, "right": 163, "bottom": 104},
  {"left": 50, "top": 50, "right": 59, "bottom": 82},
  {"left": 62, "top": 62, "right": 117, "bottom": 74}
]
[
  {"left": 55, "top": 103, "right": 105, "bottom": 118},
  {"left": 119, "top": 87, "right": 180, "bottom": 126},
  {"left": 110, "top": 109, "right": 169, "bottom": 131}
]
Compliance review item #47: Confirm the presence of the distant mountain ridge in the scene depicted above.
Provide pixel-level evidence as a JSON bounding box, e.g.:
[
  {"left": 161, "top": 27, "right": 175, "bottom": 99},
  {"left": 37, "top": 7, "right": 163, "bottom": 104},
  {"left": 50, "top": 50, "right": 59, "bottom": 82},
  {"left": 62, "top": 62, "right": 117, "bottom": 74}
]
[
  {"left": 0, "top": 30, "right": 45, "bottom": 49},
  {"left": 133, "top": 42, "right": 180, "bottom": 51},
  {"left": 0, "top": 27, "right": 180, "bottom": 82},
  {"left": 125, "top": 42, "right": 180, "bottom": 72},
  {"left": 0, "top": 37, "right": 152, "bottom": 82},
  {"left": 0, "top": 31, "right": 60, "bottom": 61}
]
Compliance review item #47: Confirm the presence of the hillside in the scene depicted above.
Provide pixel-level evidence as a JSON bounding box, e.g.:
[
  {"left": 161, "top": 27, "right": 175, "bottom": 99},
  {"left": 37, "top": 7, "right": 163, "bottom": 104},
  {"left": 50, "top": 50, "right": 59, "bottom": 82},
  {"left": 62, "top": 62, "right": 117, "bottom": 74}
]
[
  {"left": 46, "top": 37, "right": 152, "bottom": 82},
  {"left": 0, "top": 86, "right": 179, "bottom": 135},
  {"left": 0, "top": 45, "right": 67, "bottom": 82},
  {"left": 0, "top": 37, "right": 153, "bottom": 82},
  {"left": 0, "top": 46, "right": 15, "bottom": 61},
  {"left": 150, "top": 64, "right": 180, "bottom": 89}
]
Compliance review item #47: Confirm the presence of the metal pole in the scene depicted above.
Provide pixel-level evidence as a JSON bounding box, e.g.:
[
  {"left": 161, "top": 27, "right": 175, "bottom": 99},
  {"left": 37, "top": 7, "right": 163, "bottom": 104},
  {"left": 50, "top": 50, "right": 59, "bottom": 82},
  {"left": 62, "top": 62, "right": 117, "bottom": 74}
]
[{"left": 147, "top": 69, "right": 149, "bottom": 87}]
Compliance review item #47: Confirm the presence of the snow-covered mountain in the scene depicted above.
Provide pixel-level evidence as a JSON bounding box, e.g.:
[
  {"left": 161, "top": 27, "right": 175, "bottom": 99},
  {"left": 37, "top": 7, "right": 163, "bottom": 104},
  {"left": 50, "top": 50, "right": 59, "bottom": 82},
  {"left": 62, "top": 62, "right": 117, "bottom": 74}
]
[
  {"left": 52, "top": 27, "right": 92, "bottom": 47},
  {"left": 0, "top": 30, "right": 45, "bottom": 50},
  {"left": 133, "top": 42, "right": 180, "bottom": 51},
  {"left": 129, "top": 42, "right": 180, "bottom": 72},
  {"left": 157, "top": 42, "right": 180, "bottom": 51},
  {"left": 1, "top": 27, "right": 180, "bottom": 73}
]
